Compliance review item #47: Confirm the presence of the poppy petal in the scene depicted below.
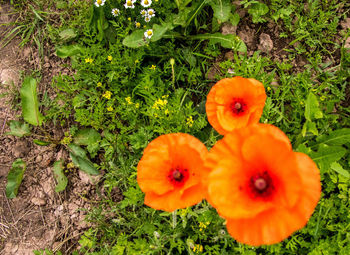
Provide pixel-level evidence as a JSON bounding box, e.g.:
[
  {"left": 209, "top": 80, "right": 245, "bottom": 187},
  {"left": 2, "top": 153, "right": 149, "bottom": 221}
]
[{"left": 137, "top": 133, "right": 209, "bottom": 212}]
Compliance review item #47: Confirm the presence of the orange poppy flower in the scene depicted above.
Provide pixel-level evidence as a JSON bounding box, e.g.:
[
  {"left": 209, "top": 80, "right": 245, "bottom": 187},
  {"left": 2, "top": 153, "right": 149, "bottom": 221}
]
[
  {"left": 206, "top": 77, "right": 266, "bottom": 135},
  {"left": 205, "top": 124, "right": 321, "bottom": 246},
  {"left": 137, "top": 133, "right": 209, "bottom": 212}
]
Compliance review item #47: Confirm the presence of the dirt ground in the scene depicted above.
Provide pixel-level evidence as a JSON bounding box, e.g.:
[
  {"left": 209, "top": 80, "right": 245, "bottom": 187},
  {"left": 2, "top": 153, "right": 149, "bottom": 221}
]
[{"left": 0, "top": 3, "right": 100, "bottom": 254}]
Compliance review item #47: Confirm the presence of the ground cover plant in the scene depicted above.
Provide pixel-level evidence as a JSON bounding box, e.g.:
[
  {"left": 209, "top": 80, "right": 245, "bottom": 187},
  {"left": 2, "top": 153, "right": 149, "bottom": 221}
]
[{"left": 1, "top": 0, "right": 350, "bottom": 254}]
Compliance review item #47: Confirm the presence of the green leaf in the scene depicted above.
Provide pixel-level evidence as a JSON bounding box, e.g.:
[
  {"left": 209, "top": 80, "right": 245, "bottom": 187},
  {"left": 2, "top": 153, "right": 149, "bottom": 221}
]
[
  {"left": 5, "top": 120, "right": 31, "bottom": 137},
  {"left": 20, "top": 76, "right": 43, "bottom": 126},
  {"left": 310, "top": 145, "right": 346, "bottom": 172},
  {"left": 59, "top": 28, "right": 77, "bottom": 41},
  {"left": 56, "top": 44, "right": 84, "bottom": 58},
  {"left": 302, "top": 120, "right": 318, "bottom": 137},
  {"left": 68, "top": 144, "right": 99, "bottom": 175},
  {"left": 122, "top": 30, "right": 146, "bottom": 48},
  {"left": 6, "top": 159, "right": 26, "bottom": 198},
  {"left": 53, "top": 160, "right": 68, "bottom": 192},
  {"left": 330, "top": 162, "right": 350, "bottom": 178},
  {"left": 190, "top": 33, "right": 247, "bottom": 51},
  {"left": 33, "top": 139, "right": 51, "bottom": 146},
  {"left": 210, "top": 0, "right": 232, "bottom": 23},
  {"left": 248, "top": 2, "right": 269, "bottom": 23},
  {"left": 305, "top": 92, "right": 323, "bottom": 121},
  {"left": 73, "top": 128, "right": 101, "bottom": 146},
  {"left": 151, "top": 23, "right": 173, "bottom": 42},
  {"left": 314, "top": 128, "right": 350, "bottom": 146}
]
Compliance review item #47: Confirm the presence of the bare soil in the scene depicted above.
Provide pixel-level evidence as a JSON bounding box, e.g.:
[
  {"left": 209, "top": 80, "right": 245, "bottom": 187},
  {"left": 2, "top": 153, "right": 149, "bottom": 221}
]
[{"left": 0, "top": 3, "right": 100, "bottom": 254}]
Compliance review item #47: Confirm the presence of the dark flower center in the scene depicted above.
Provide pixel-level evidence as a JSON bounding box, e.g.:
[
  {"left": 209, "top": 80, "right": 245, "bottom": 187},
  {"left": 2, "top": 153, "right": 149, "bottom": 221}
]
[
  {"left": 168, "top": 167, "right": 189, "bottom": 187},
  {"left": 230, "top": 98, "right": 247, "bottom": 115},
  {"left": 249, "top": 171, "right": 274, "bottom": 199}
]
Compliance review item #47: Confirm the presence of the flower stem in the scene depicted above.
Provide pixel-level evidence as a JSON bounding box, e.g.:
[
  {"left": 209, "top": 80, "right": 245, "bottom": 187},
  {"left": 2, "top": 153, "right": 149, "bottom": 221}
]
[{"left": 172, "top": 210, "right": 177, "bottom": 229}]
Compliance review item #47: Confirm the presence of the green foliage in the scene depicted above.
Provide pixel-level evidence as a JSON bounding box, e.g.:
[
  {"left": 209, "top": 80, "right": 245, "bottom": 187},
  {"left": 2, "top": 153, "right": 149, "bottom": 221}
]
[
  {"left": 53, "top": 160, "right": 68, "bottom": 192},
  {"left": 68, "top": 144, "right": 100, "bottom": 175},
  {"left": 5, "top": 120, "right": 31, "bottom": 137},
  {"left": 6, "top": 159, "right": 26, "bottom": 198},
  {"left": 20, "top": 76, "right": 43, "bottom": 126}
]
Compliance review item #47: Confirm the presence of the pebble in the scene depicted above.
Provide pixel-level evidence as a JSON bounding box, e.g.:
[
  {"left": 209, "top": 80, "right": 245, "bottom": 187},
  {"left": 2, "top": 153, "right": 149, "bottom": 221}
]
[{"left": 31, "top": 197, "right": 46, "bottom": 206}]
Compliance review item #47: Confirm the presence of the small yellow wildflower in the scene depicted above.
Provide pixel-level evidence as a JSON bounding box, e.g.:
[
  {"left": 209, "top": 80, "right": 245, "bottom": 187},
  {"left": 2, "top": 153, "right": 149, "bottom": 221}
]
[
  {"left": 150, "top": 65, "right": 156, "bottom": 70},
  {"left": 135, "top": 59, "right": 139, "bottom": 64},
  {"left": 85, "top": 58, "right": 93, "bottom": 64},
  {"left": 107, "top": 55, "right": 113, "bottom": 61},
  {"left": 162, "top": 95, "right": 169, "bottom": 99},
  {"left": 164, "top": 109, "right": 169, "bottom": 115},
  {"left": 152, "top": 98, "right": 168, "bottom": 109},
  {"left": 267, "top": 87, "right": 271, "bottom": 91},
  {"left": 186, "top": 116, "right": 194, "bottom": 127},
  {"left": 67, "top": 162, "right": 75, "bottom": 169},
  {"left": 128, "top": 17, "right": 131, "bottom": 21},
  {"left": 103, "top": 91, "right": 112, "bottom": 99},
  {"left": 135, "top": 103, "right": 140, "bottom": 108},
  {"left": 107, "top": 106, "right": 113, "bottom": 111},
  {"left": 135, "top": 21, "right": 141, "bottom": 28},
  {"left": 143, "top": 25, "right": 147, "bottom": 28},
  {"left": 125, "top": 97, "right": 133, "bottom": 105},
  {"left": 193, "top": 244, "right": 203, "bottom": 253},
  {"left": 97, "top": 82, "right": 102, "bottom": 87}
]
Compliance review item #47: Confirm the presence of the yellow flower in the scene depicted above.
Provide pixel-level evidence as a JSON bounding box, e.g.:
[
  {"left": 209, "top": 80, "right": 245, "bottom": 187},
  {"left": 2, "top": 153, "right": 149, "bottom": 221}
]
[
  {"left": 135, "top": 103, "right": 140, "bottom": 108},
  {"left": 107, "top": 55, "right": 113, "bottom": 61},
  {"left": 103, "top": 91, "right": 112, "bottom": 99},
  {"left": 186, "top": 116, "right": 194, "bottom": 127},
  {"left": 67, "top": 162, "right": 75, "bottom": 169},
  {"left": 107, "top": 106, "right": 113, "bottom": 111},
  {"left": 128, "top": 17, "right": 131, "bottom": 21},
  {"left": 135, "top": 60, "right": 139, "bottom": 64},
  {"left": 152, "top": 98, "right": 168, "bottom": 109},
  {"left": 85, "top": 58, "right": 93, "bottom": 64},
  {"left": 135, "top": 22, "right": 141, "bottom": 28},
  {"left": 164, "top": 109, "right": 169, "bottom": 115},
  {"left": 193, "top": 244, "right": 203, "bottom": 253},
  {"left": 125, "top": 97, "right": 133, "bottom": 105},
  {"left": 267, "top": 87, "right": 271, "bottom": 91},
  {"left": 97, "top": 82, "right": 102, "bottom": 87}
]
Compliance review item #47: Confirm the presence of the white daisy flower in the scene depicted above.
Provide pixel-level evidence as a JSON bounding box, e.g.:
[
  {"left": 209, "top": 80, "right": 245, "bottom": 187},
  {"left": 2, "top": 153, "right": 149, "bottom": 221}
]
[
  {"left": 124, "top": 0, "right": 136, "bottom": 9},
  {"left": 111, "top": 8, "right": 120, "bottom": 17},
  {"left": 144, "top": 15, "right": 151, "bottom": 22},
  {"left": 144, "top": 29, "right": 153, "bottom": 39},
  {"left": 147, "top": 9, "right": 155, "bottom": 17},
  {"left": 94, "top": 0, "right": 106, "bottom": 7},
  {"left": 141, "top": 0, "right": 152, "bottom": 7},
  {"left": 140, "top": 9, "right": 147, "bottom": 17}
]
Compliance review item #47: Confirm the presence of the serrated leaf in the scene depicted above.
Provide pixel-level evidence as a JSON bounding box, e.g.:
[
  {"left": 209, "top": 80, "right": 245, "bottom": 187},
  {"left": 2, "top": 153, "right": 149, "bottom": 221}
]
[
  {"left": 53, "top": 160, "right": 68, "bottom": 192},
  {"left": 5, "top": 120, "right": 31, "bottom": 137},
  {"left": 122, "top": 30, "right": 146, "bottom": 48},
  {"left": 56, "top": 44, "right": 84, "bottom": 58},
  {"left": 314, "top": 128, "right": 350, "bottom": 146},
  {"left": 310, "top": 145, "right": 346, "bottom": 172},
  {"left": 59, "top": 28, "right": 77, "bottom": 41},
  {"left": 68, "top": 144, "right": 99, "bottom": 175},
  {"left": 73, "top": 128, "right": 101, "bottom": 146},
  {"left": 6, "top": 159, "right": 26, "bottom": 198},
  {"left": 210, "top": 0, "right": 232, "bottom": 23},
  {"left": 20, "top": 76, "right": 43, "bottom": 126},
  {"left": 33, "top": 139, "right": 51, "bottom": 146},
  {"left": 305, "top": 92, "right": 323, "bottom": 121},
  {"left": 330, "top": 162, "right": 350, "bottom": 178}
]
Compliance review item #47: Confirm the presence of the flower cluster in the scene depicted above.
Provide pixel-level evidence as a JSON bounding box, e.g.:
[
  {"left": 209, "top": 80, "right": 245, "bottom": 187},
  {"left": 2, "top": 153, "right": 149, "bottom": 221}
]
[{"left": 137, "top": 77, "right": 321, "bottom": 247}]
